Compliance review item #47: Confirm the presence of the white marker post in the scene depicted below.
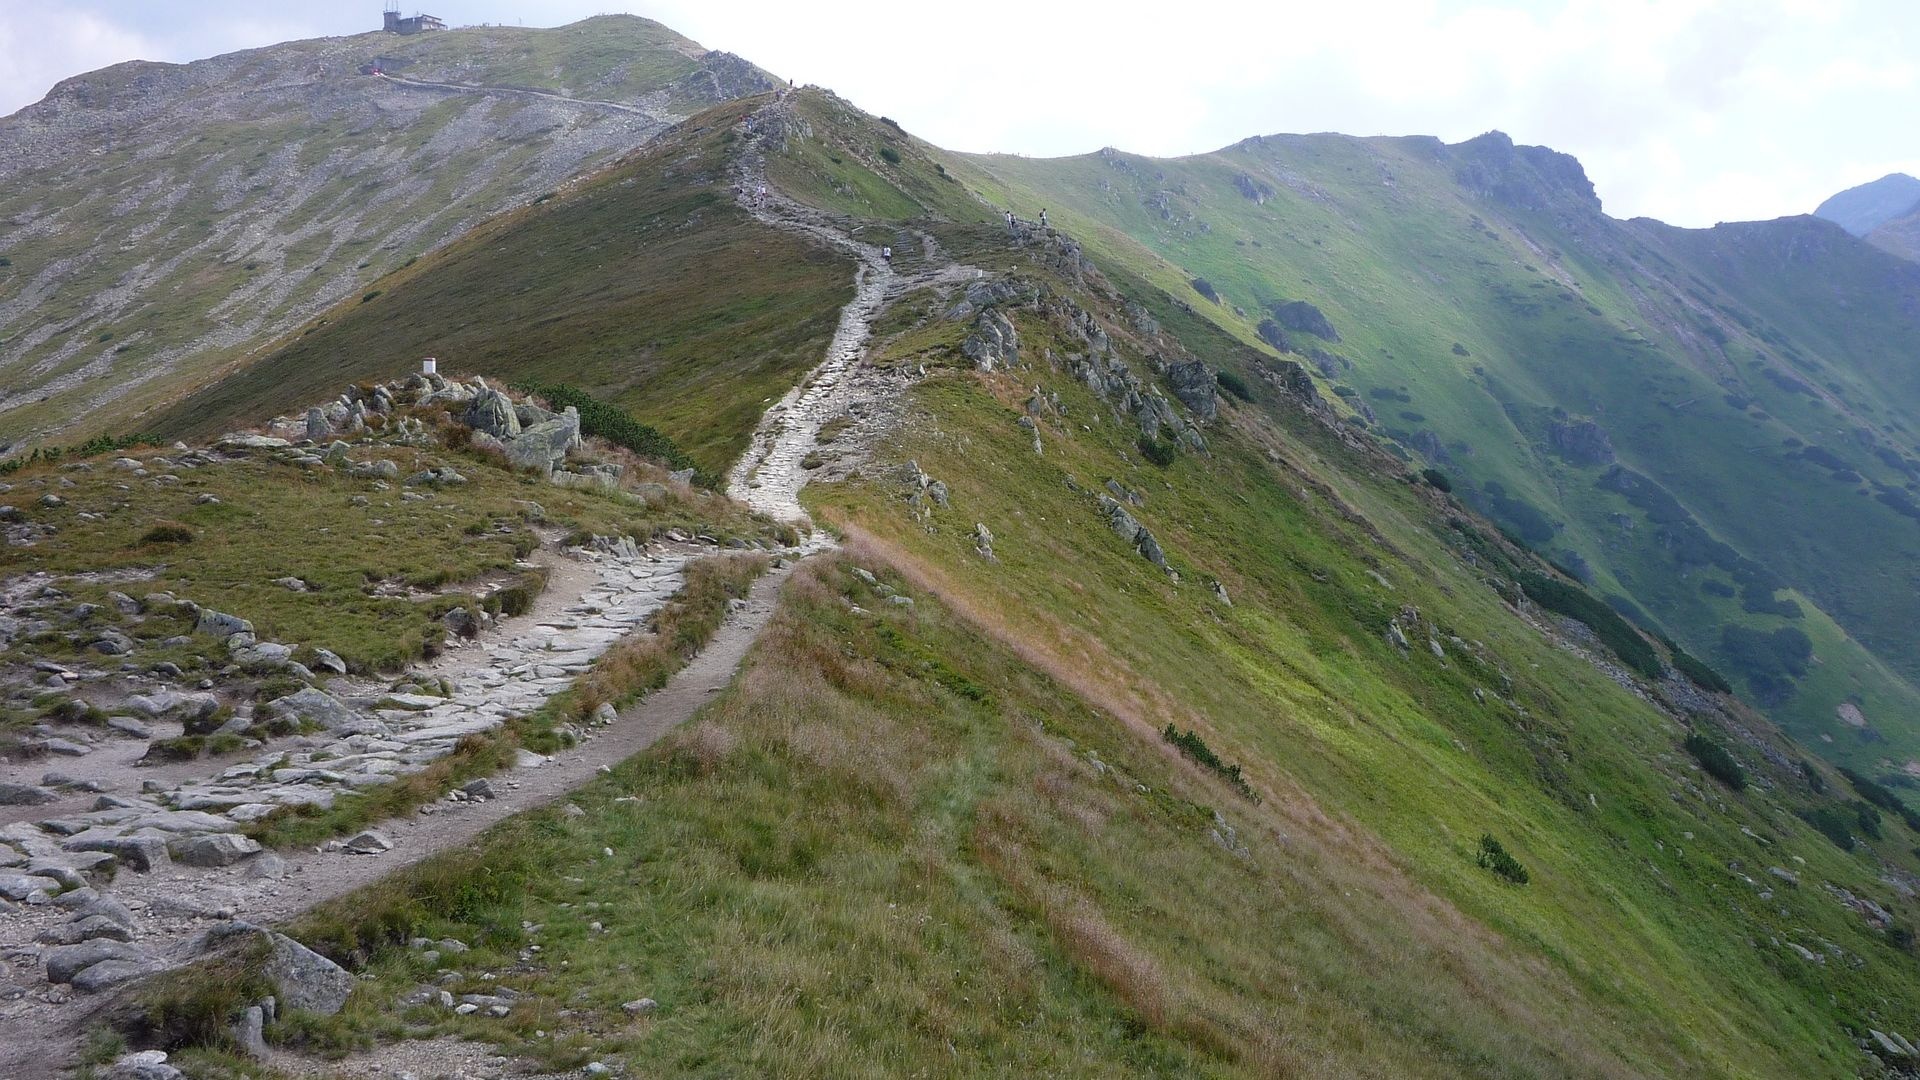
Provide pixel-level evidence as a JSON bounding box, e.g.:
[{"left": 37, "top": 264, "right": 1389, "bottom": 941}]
[{"left": 422, "top": 357, "right": 438, "bottom": 376}]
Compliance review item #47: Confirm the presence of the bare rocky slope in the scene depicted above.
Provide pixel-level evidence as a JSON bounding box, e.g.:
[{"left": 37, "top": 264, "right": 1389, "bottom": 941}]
[{"left": 0, "top": 15, "right": 774, "bottom": 451}]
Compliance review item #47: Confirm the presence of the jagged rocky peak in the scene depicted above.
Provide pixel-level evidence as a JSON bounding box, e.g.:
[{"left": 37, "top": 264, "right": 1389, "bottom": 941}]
[{"left": 1447, "top": 130, "right": 1601, "bottom": 214}]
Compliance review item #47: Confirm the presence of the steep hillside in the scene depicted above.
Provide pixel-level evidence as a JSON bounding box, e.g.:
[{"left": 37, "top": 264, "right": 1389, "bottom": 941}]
[
  {"left": 950, "top": 134, "right": 1920, "bottom": 780},
  {"left": 75, "top": 90, "right": 1920, "bottom": 1079},
  {"left": 1869, "top": 208, "right": 1920, "bottom": 263},
  {"left": 0, "top": 15, "right": 774, "bottom": 452},
  {"left": 1816, "top": 174, "right": 1920, "bottom": 236}
]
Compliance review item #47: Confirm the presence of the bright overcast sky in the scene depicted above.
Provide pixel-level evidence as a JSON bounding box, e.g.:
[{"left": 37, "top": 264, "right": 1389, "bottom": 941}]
[{"left": 1, "top": 0, "right": 1915, "bottom": 228}]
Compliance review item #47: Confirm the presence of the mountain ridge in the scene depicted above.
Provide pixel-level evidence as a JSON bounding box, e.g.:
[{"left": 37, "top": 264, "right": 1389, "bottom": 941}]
[{"left": 0, "top": 15, "right": 775, "bottom": 451}]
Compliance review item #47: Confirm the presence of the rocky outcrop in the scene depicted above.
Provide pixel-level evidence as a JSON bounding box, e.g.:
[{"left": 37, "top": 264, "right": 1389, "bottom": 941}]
[
  {"left": 1099, "top": 495, "right": 1172, "bottom": 574},
  {"left": 1546, "top": 418, "right": 1615, "bottom": 466},
  {"left": 1447, "top": 130, "right": 1601, "bottom": 215},
  {"left": 463, "top": 386, "right": 522, "bottom": 439},
  {"left": 1267, "top": 300, "right": 1339, "bottom": 342},
  {"left": 961, "top": 309, "right": 1020, "bottom": 372},
  {"left": 1165, "top": 360, "right": 1218, "bottom": 422},
  {"left": 504, "top": 407, "right": 583, "bottom": 476}
]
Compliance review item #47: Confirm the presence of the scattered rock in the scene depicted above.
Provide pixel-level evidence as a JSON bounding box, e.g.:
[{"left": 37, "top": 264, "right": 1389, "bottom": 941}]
[
  {"left": 347, "top": 459, "right": 401, "bottom": 480},
  {"left": 0, "top": 782, "right": 57, "bottom": 806},
  {"left": 464, "top": 387, "right": 523, "bottom": 439},
  {"left": 170, "top": 833, "right": 263, "bottom": 867},
  {"left": 64, "top": 834, "right": 169, "bottom": 873},
  {"left": 622, "top": 997, "right": 659, "bottom": 1016},
  {"left": 0, "top": 873, "right": 61, "bottom": 901},
  {"left": 263, "top": 687, "right": 375, "bottom": 734},
  {"left": 505, "top": 408, "right": 584, "bottom": 476},
  {"left": 343, "top": 829, "right": 394, "bottom": 854},
  {"left": 235, "top": 1004, "right": 269, "bottom": 1059},
  {"left": 44, "top": 939, "right": 152, "bottom": 984},
  {"left": 194, "top": 608, "right": 253, "bottom": 639},
  {"left": 973, "top": 522, "right": 996, "bottom": 561},
  {"left": 106, "top": 1049, "right": 182, "bottom": 1080}
]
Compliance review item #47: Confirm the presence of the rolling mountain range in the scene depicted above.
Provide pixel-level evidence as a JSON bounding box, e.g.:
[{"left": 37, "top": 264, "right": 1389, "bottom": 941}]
[{"left": 3, "top": 16, "right": 1920, "bottom": 1078}]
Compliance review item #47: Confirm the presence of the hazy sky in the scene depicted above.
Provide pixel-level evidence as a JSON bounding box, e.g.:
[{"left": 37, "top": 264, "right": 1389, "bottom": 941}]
[{"left": 1, "top": 0, "right": 1914, "bottom": 228}]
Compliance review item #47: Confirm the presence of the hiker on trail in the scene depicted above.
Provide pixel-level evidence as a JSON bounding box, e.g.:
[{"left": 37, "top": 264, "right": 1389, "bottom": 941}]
[
  {"left": 882, "top": 245, "right": 892, "bottom": 263},
  {"left": 1006, "top": 209, "right": 1016, "bottom": 229},
  {"left": 1040, "top": 208, "right": 1048, "bottom": 227},
  {"left": 758, "top": 183, "right": 768, "bottom": 202}
]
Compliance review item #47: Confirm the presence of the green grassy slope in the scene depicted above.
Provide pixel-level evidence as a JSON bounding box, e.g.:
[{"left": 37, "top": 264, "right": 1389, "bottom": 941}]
[
  {"left": 143, "top": 97, "right": 852, "bottom": 478},
  {"left": 135, "top": 95, "right": 1920, "bottom": 1078},
  {"left": 945, "top": 134, "right": 1920, "bottom": 780}
]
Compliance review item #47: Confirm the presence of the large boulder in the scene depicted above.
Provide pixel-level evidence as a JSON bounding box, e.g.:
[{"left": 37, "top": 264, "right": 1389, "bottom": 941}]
[
  {"left": 504, "top": 408, "right": 583, "bottom": 476},
  {"left": 63, "top": 834, "right": 169, "bottom": 872},
  {"left": 261, "top": 688, "right": 374, "bottom": 735},
  {"left": 127, "top": 690, "right": 220, "bottom": 725},
  {"left": 169, "top": 833, "right": 262, "bottom": 867},
  {"left": 44, "top": 939, "right": 153, "bottom": 984},
  {"left": 1268, "top": 299, "right": 1339, "bottom": 342},
  {"left": 463, "top": 388, "right": 521, "bottom": 439},
  {"left": 260, "top": 931, "right": 355, "bottom": 1015},
  {"left": 0, "top": 782, "right": 57, "bottom": 806},
  {"left": 194, "top": 609, "right": 253, "bottom": 639}
]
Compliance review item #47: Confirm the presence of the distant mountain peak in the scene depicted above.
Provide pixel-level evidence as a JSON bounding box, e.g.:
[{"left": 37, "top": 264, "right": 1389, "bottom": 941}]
[{"left": 1813, "top": 173, "right": 1920, "bottom": 236}]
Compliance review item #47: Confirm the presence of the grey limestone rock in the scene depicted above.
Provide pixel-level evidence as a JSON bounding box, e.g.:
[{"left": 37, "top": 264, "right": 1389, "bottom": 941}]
[
  {"left": 44, "top": 939, "right": 152, "bottom": 984},
  {"left": 260, "top": 931, "right": 355, "bottom": 1015},
  {"left": 262, "top": 687, "right": 369, "bottom": 734},
  {"left": 194, "top": 608, "right": 253, "bottom": 639},
  {"left": 463, "top": 388, "right": 522, "bottom": 439},
  {"left": 1165, "top": 359, "right": 1218, "bottom": 422},
  {"left": 64, "top": 834, "right": 170, "bottom": 872},
  {"left": 505, "top": 408, "right": 583, "bottom": 476},
  {"left": 169, "top": 833, "right": 262, "bottom": 867},
  {"left": 0, "top": 782, "right": 57, "bottom": 806}
]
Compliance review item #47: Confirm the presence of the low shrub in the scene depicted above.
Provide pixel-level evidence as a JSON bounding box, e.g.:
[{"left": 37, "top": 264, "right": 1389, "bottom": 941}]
[
  {"left": 1191, "top": 277, "right": 1220, "bottom": 303},
  {"left": 1420, "top": 468, "right": 1453, "bottom": 493},
  {"left": 1799, "top": 806, "right": 1856, "bottom": 850},
  {"left": 1514, "top": 570, "right": 1661, "bottom": 678},
  {"left": 1476, "top": 834, "right": 1530, "bottom": 884},
  {"left": 1162, "top": 724, "right": 1258, "bottom": 801},
  {"left": 878, "top": 146, "right": 902, "bottom": 165},
  {"left": 1683, "top": 733, "right": 1747, "bottom": 791},
  {"left": 1838, "top": 766, "right": 1920, "bottom": 830},
  {"left": 1137, "top": 436, "right": 1176, "bottom": 468},
  {"left": 1216, "top": 369, "right": 1254, "bottom": 402},
  {"left": 518, "top": 382, "right": 709, "bottom": 484},
  {"left": 1659, "top": 635, "right": 1731, "bottom": 693}
]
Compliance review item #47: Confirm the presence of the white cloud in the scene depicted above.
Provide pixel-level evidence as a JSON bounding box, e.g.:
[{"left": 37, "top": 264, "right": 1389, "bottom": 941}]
[
  {"left": 2, "top": 0, "right": 1917, "bottom": 227},
  {"left": 0, "top": 8, "right": 156, "bottom": 112}
]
